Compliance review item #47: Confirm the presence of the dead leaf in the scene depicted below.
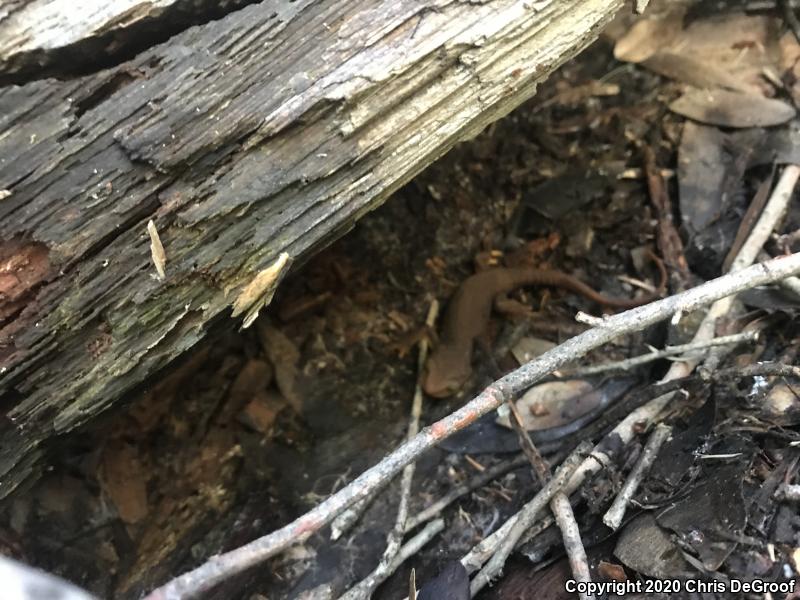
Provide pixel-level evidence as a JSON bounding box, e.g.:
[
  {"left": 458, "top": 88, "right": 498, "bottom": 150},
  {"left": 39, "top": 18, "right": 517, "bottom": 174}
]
[
  {"left": 598, "top": 560, "right": 627, "bottom": 582},
  {"left": 669, "top": 89, "right": 796, "bottom": 128},
  {"left": 496, "top": 380, "right": 602, "bottom": 431},
  {"left": 617, "top": 12, "right": 780, "bottom": 95},
  {"left": 614, "top": 10, "right": 684, "bottom": 63},
  {"left": 216, "top": 358, "right": 274, "bottom": 423},
  {"left": 257, "top": 320, "right": 303, "bottom": 412},
  {"left": 238, "top": 390, "right": 287, "bottom": 434},
  {"left": 100, "top": 441, "right": 149, "bottom": 525},
  {"left": 510, "top": 337, "right": 556, "bottom": 365},
  {"left": 642, "top": 52, "right": 754, "bottom": 93}
]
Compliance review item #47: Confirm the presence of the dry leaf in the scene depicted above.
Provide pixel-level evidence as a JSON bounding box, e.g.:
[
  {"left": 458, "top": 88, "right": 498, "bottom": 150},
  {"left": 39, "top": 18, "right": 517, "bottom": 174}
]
[
  {"left": 642, "top": 52, "right": 754, "bottom": 93},
  {"left": 238, "top": 390, "right": 287, "bottom": 434},
  {"left": 100, "top": 441, "right": 149, "bottom": 525},
  {"left": 669, "top": 88, "right": 796, "bottom": 128},
  {"left": 231, "top": 252, "right": 291, "bottom": 328},
  {"left": 257, "top": 320, "right": 303, "bottom": 412},
  {"left": 614, "top": 10, "right": 684, "bottom": 63},
  {"left": 496, "top": 380, "right": 602, "bottom": 431},
  {"left": 147, "top": 219, "right": 166, "bottom": 280},
  {"left": 510, "top": 336, "right": 556, "bottom": 365}
]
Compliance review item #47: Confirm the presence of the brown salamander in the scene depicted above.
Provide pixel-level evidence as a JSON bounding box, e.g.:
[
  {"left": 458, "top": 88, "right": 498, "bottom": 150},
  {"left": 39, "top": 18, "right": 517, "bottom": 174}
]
[{"left": 422, "top": 259, "right": 667, "bottom": 398}]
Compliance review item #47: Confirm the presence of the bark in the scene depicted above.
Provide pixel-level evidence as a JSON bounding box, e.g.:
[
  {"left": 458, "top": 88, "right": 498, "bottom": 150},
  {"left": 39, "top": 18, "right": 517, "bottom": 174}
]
[{"left": 0, "top": 0, "right": 624, "bottom": 497}]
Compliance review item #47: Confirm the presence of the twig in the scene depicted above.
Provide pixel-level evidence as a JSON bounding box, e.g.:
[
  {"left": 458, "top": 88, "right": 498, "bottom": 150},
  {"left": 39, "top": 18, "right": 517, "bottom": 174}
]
[
  {"left": 704, "top": 164, "right": 800, "bottom": 373},
  {"left": 469, "top": 443, "right": 591, "bottom": 595},
  {"left": 331, "top": 498, "right": 371, "bottom": 541},
  {"left": 404, "top": 455, "right": 528, "bottom": 532},
  {"left": 603, "top": 423, "right": 672, "bottom": 530},
  {"left": 390, "top": 519, "right": 445, "bottom": 572},
  {"left": 142, "top": 253, "right": 800, "bottom": 600},
  {"left": 461, "top": 508, "right": 555, "bottom": 574},
  {"left": 479, "top": 401, "right": 593, "bottom": 598},
  {"left": 1, "top": 556, "right": 98, "bottom": 600},
  {"left": 561, "top": 332, "right": 757, "bottom": 377},
  {"left": 551, "top": 493, "right": 593, "bottom": 600},
  {"left": 643, "top": 144, "right": 690, "bottom": 289},
  {"left": 505, "top": 400, "right": 551, "bottom": 481},
  {"left": 759, "top": 250, "right": 800, "bottom": 298},
  {"left": 723, "top": 173, "right": 774, "bottom": 272},
  {"left": 782, "top": 0, "right": 800, "bottom": 44},
  {"left": 338, "top": 300, "right": 439, "bottom": 600}
]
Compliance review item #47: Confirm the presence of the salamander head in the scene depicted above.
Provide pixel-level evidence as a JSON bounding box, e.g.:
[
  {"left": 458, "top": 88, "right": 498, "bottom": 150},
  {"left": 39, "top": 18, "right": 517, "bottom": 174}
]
[{"left": 421, "top": 344, "right": 472, "bottom": 398}]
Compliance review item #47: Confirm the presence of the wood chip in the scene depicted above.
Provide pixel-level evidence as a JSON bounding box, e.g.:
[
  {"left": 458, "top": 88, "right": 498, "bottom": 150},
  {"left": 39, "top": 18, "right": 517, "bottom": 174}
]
[
  {"left": 231, "top": 252, "right": 291, "bottom": 328},
  {"left": 147, "top": 219, "right": 166, "bottom": 280}
]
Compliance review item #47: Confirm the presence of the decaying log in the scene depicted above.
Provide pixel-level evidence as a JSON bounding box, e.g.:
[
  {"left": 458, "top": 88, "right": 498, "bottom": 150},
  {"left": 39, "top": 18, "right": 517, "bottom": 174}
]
[{"left": 0, "top": 0, "right": 625, "bottom": 496}]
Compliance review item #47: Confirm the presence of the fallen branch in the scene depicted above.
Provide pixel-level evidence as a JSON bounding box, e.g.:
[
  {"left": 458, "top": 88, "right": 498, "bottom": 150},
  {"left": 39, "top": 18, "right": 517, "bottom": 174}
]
[{"left": 143, "top": 252, "right": 800, "bottom": 600}]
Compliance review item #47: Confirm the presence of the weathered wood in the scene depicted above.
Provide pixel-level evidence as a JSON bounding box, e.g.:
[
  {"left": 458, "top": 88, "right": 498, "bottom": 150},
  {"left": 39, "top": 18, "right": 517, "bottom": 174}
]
[
  {"left": 0, "top": 0, "right": 624, "bottom": 496},
  {"left": 0, "top": 0, "right": 253, "bottom": 82}
]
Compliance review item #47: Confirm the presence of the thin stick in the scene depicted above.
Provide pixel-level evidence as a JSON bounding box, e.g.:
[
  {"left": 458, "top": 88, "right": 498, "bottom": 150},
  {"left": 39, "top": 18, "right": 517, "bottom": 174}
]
[
  {"left": 390, "top": 519, "right": 445, "bottom": 571},
  {"left": 143, "top": 252, "right": 800, "bottom": 600},
  {"left": 475, "top": 403, "right": 593, "bottom": 598},
  {"left": 404, "top": 454, "right": 528, "bottom": 532},
  {"left": 603, "top": 423, "right": 672, "bottom": 530},
  {"left": 497, "top": 398, "right": 594, "bottom": 598},
  {"left": 551, "top": 493, "right": 593, "bottom": 599},
  {"left": 705, "top": 164, "right": 800, "bottom": 373},
  {"left": 461, "top": 508, "right": 554, "bottom": 573},
  {"left": 759, "top": 250, "right": 800, "bottom": 298},
  {"left": 561, "top": 331, "right": 757, "bottom": 377},
  {"left": 338, "top": 300, "right": 439, "bottom": 600},
  {"left": 506, "top": 400, "right": 551, "bottom": 484},
  {"left": 469, "top": 442, "right": 591, "bottom": 595},
  {"left": 782, "top": 0, "right": 800, "bottom": 44}
]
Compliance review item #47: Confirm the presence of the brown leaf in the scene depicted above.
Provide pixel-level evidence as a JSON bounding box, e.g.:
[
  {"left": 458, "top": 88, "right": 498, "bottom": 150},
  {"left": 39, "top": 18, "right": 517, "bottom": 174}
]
[
  {"left": 614, "top": 11, "right": 684, "bottom": 63},
  {"left": 642, "top": 52, "right": 755, "bottom": 94},
  {"left": 496, "top": 380, "right": 602, "bottom": 431},
  {"left": 669, "top": 88, "right": 796, "bottom": 128},
  {"left": 238, "top": 390, "right": 287, "bottom": 434},
  {"left": 257, "top": 320, "right": 303, "bottom": 412},
  {"left": 100, "top": 441, "right": 149, "bottom": 525}
]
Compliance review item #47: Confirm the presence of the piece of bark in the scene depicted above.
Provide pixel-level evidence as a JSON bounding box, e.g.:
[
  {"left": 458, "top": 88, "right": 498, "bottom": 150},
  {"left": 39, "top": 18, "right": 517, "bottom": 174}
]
[{"left": 0, "top": 0, "right": 625, "bottom": 497}]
